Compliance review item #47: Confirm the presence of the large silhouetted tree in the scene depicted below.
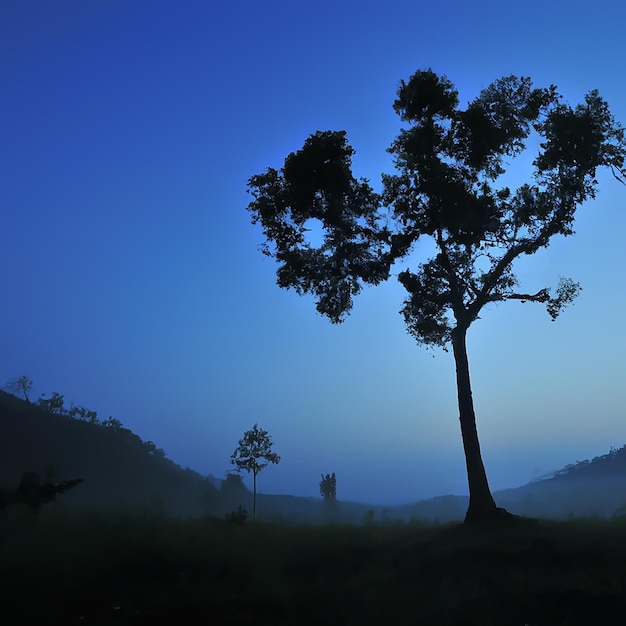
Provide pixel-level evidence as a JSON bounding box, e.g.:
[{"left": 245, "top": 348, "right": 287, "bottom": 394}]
[
  {"left": 230, "top": 423, "right": 280, "bottom": 521},
  {"left": 246, "top": 70, "right": 626, "bottom": 523}
]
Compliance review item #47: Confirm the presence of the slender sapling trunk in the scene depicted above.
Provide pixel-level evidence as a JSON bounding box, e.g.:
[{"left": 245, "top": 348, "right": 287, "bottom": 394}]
[{"left": 253, "top": 469, "right": 257, "bottom": 521}]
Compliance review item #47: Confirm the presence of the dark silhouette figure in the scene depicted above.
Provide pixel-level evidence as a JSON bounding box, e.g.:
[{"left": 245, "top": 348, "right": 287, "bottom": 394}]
[
  {"left": 0, "top": 471, "right": 83, "bottom": 512},
  {"left": 320, "top": 472, "right": 336, "bottom": 502}
]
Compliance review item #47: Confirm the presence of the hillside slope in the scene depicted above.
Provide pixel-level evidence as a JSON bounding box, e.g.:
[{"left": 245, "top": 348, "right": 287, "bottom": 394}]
[
  {"left": 392, "top": 447, "right": 626, "bottom": 523},
  {"left": 0, "top": 391, "right": 218, "bottom": 517}
]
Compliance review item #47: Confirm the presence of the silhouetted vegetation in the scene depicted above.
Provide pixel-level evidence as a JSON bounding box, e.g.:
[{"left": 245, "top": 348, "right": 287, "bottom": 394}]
[
  {"left": 3, "top": 374, "right": 33, "bottom": 403},
  {"left": 320, "top": 471, "right": 336, "bottom": 502},
  {"left": 0, "top": 470, "right": 82, "bottom": 513},
  {"left": 38, "top": 390, "right": 66, "bottom": 414},
  {"left": 231, "top": 423, "right": 280, "bottom": 520},
  {"left": 225, "top": 505, "right": 248, "bottom": 525},
  {"left": 246, "top": 69, "right": 626, "bottom": 523}
]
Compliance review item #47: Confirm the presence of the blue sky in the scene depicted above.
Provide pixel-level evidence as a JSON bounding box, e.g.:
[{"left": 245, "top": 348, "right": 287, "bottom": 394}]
[{"left": 2, "top": 0, "right": 625, "bottom": 505}]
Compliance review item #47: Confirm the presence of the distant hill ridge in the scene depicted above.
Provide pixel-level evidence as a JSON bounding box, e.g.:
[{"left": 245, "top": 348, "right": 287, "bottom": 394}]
[
  {"left": 2, "top": 389, "right": 625, "bottom": 522},
  {"left": 395, "top": 446, "right": 626, "bottom": 523},
  {"left": 532, "top": 445, "right": 626, "bottom": 483}
]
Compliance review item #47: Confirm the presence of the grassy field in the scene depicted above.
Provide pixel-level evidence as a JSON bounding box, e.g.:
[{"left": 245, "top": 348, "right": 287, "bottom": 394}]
[{"left": 2, "top": 508, "right": 626, "bottom": 625}]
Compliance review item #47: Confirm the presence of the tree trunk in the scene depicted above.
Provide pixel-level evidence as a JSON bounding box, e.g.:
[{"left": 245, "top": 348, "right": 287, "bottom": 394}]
[
  {"left": 253, "top": 471, "right": 257, "bottom": 521},
  {"left": 451, "top": 327, "right": 505, "bottom": 523}
]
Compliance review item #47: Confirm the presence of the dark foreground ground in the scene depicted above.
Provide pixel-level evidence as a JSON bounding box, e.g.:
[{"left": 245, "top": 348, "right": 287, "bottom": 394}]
[{"left": 2, "top": 508, "right": 626, "bottom": 625}]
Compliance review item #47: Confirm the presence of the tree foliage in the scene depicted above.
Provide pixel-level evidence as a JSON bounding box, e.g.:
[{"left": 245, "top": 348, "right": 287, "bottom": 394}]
[
  {"left": 246, "top": 69, "right": 625, "bottom": 522},
  {"left": 102, "top": 416, "right": 123, "bottom": 429},
  {"left": 248, "top": 71, "right": 624, "bottom": 339},
  {"left": 67, "top": 404, "right": 98, "bottom": 423},
  {"left": 247, "top": 130, "right": 388, "bottom": 323},
  {"left": 38, "top": 391, "right": 66, "bottom": 415},
  {"left": 320, "top": 472, "right": 337, "bottom": 502},
  {"left": 4, "top": 375, "right": 34, "bottom": 403}
]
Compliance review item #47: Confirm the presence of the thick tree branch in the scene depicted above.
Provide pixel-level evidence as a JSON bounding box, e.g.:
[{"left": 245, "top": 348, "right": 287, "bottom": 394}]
[
  {"left": 468, "top": 239, "right": 534, "bottom": 319},
  {"left": 436, "top": 232, "right": 470, "bottom": 327},
  {"left": 505, "top": 290, "right": 550, "bottom": 303}
]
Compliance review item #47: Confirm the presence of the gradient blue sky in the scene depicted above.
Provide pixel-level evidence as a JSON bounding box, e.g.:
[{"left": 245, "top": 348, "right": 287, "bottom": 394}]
[{"left": 2, "top": 0, "right": 625, "bottom": 505}]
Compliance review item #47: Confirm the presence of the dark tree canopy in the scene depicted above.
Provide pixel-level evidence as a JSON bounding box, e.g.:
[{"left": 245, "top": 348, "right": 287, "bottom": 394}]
[
  {"left": 246, "top": 70, "right": 625, "bottom": 522},
  {"left": 248, "top": 130, "right": 388, "bottom": 323},
  {"left": 248, "top": 71, "right": 624, "bottom": 340},
  {"left": 320, "top": 472, "right": 337, "bottom": 502}
]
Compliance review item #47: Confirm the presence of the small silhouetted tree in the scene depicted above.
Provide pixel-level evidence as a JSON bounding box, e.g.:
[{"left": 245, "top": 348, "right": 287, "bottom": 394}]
[
  {"left": 39, "top": 391, "right": 65, "bottom": 415},
  {"left": 4, "top": 375, "right": 33, "bottom": 403},
  {"left": 67, "top": 404, "right": 98, "bottom": 423},
  {"left": 102, "top": 416, "right": 123, "bottom": 429},
  {"left": 320, "top": 472, "right": 337, "bottom": 502},
  {"left": 230, "top": 423, "right": 280, "bottom": 520},
  {"left": 0, "top": 471, "right": 83, "bottom": 513},
  {"left": 246, "top": 69, "right": 625, "bottom": 523}
]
